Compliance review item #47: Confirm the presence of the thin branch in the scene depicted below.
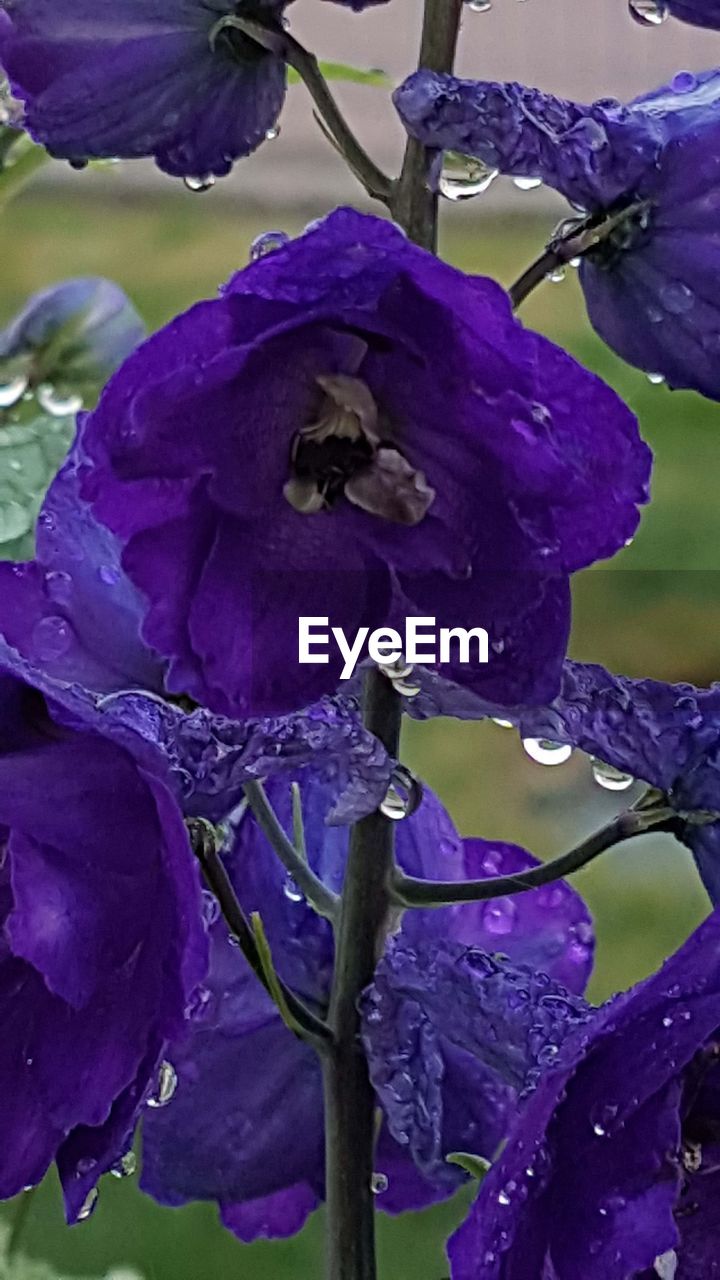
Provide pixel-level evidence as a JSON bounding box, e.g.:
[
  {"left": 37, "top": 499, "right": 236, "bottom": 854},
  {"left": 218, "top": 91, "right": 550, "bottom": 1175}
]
[
  {"left": 282, "top": 33, "right": 393, "bottom": 203},
  {"left": 390, "top": 805, "right": 676, "bottom": 909},
  {"left": 187, "top": 820, "right": 332, "bottom": 1048},
  {"left": 211, "top": 15, "right": 392, "bottom": 202},
  {"left": 243, "top": 780, "right": 339, "bottom": 922}
]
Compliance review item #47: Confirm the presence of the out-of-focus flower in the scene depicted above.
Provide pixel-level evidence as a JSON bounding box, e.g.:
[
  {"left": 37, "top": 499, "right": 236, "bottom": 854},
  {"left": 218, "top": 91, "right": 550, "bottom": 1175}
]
[
  {"left": 0, "top": 0, "right": 288, "bottom": 180},
  {"left": 0, "top": 278, "right": 145, "bottom": 411},
  {"left": 142, "top": 774, "right": 594, "bottom": 1239},
  {"left": 668, "top": 0, "right": 720, "bottom": 29},
  {"left": 395, "top": 69, "right": 720, "bottom": 400},
  {"left": 76, "top": 208, "right": 649, "bottom": 718},
  {"left": 0, "top": 649, "right": 207, "bottom": 1223},
  {"left": 448, "top": 903, "right": 720, "bottom": 1280}
]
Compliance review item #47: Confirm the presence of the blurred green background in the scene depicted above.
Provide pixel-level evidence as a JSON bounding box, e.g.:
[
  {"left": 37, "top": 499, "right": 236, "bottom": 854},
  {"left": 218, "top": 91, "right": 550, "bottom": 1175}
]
[{"left": 0, "top": 182, "right": 717, "bottom": 1279}]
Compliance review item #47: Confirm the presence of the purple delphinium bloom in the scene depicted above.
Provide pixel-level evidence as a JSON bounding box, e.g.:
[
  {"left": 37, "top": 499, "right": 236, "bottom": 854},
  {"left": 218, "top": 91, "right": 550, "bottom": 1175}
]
[
  {"left": 0, "top": 654, "right": 208, "bottom": 1222},
  {"left": 448, "top": 904, "right": 720, "bottom": 1280},
  {"left": 77, "top": 208, "right": 650, "bottom": 719},
  {"left": 395, "top": 69, "right": 720, "bottom": 400},
  {"left": 0, "top": 277, "right": 145, "bottom": 408},
  {"left": 141, "top": 774, "right": 594, "bottom": 1238},
  {"left": 0, "top": 1, "right": 287, "bottom": 179}
]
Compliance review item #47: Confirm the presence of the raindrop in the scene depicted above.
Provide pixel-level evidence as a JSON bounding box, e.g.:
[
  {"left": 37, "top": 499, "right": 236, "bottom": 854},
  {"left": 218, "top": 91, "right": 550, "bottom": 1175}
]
[
  {"left": 646, "top": 371, "right": 665, "bottom": 385},
  {"left": 110, "top": 1151, "right": 137, "bottom": 1179},
  {"left": 513, "top": 176, "right": 542, "bottom": 191},
  {"left": 185, "top": 985, "right": 213, "bottom": 1022},
  {"left": 146, "top": 1060, "right": 177, "bottom": 1109},
  {"left": 467, "top": 0, "right": 492, "bottom": 9},
  {"left": 662, "top": 1015, "right": 673, "bottom": 1028},
  {"left": 77, "top": 1187, "right": 99, "bottom": 1222},
  {"left": 265, "top": 126, "right": 281, "bottom": 141},
  {"left": 661, "top": 281, "right": 694, "bottom": 315},
  {"left": 497, "top": 1189, "right": 511, "bottom": 1206},
  {"left": 0, "top": 373, "right": 28, "bottom": 408},
  {"left": 98, "top": 564, "right": 121, "bottom": 586},
  {"left": 592, "top": 1122, "right": 607, "bottom": 1137},
  {"left": 371, "top": 1172, "right": 389, "bottom": 1194},
  {"left": 283, "top": 875, "right": 303, "bottom": 903},
  {"left": 32, "top": 615, "right": 73, "bottom": 661},
  {"left": 37, "top": 385, "right": 83, "bottom": 417},
  {"left": 380, "top": 783, "right": 412, "bottom": 820},
  {"left": 491, "top": 717, "right": 513, "bottom": 729},
  {"left": 590, "top": 758, "right": 634, "bottom": 792},
  {"left": 184, "top": 175, "right": 216, "bottom": 193},
  {"left": 628, "top": 0, "right": 668, "bottom": 23},
  {"left": 439, "top": 153, "right": 498, "bottom": 201},
  {"left": 547, "top": 266, "right": 566, "bottom": 284},
  {"left": 569, "top": 257, "right": 582, "bottom": 269},
  {"left": 483, "top": 898, "right": 517, "bottom": 936},
  {"left": 522, "top": 738, "right": 572, "bottom": 766},
  {"left": 671, "top": 71, "right": 697, "bottom": 93},
  {"left": 250, "top": 230, "right": 290, "bottom": 261}
]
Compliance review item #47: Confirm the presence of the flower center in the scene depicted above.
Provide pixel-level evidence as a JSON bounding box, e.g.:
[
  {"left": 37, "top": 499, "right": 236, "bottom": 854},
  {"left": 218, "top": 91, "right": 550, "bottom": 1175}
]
[{"left": 283, "top": 375, "right": 435, "bottom": 526}]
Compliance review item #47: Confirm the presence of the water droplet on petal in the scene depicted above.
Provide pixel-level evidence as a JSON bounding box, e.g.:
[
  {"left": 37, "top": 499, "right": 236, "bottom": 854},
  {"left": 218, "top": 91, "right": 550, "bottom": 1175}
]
[
  {"left": 201, "top": 889, "right": 220, "bottom": 927},
  {"left": 467, "top": 0, "right": 492, "bottom": 10},
  {"left": 671, "top": 71, "right": 697, "bottom": 93},
  {"left": 37, "top": 384, "right": 83, "bottom": 417},
  {"left": 497, "top": 1189, "right": 511, "bottom": 1206},
  {"left": 147, "top": 1060, "right": 177, "bottom": 1109},
  {"left": 439, "top": 153, "right": 498, "bottom": 201},
  {"left": 491, "top": 717, "right": 513, "bottom": 729},
  {"left": 380, "top": 780, "right": 414, "bottom": 820},
  {"left": 110, "top": 1151, "right": 137, "bottom": 1179},
  {"left": 646, "top": 371, "right": 665, "bottom": 385},
  {"left": 283, "top": 875, "right": 303, "bottom": 902},
  {"left": 522, "top": 738, "right": 572, "bottom": 766},
  {"left": 250, "top": 230, "right": 290, "bottom": 261},
  {"left": 45, "top": 570, "right": 73, "bottom": 605},
  {"left": 628, "top": 0, "right": 668, "bottom": 23},
  {"left": 371, "top": 1172, "right": 389, "bottom": 1194},
  {"left": 265, "top": 125, "right": 281, "bottom": 141},
  {"left": 654, "top": 1249, "right": 678, "bottom": 1280},
  {"left": 32, "top": 615, "right": 73, "bottom": 661},
  {"left": 184, "top": 174, "right": 216, "bottom": 193},
  {"left": 77, "top": 1187, "right": 99, "bottom": 1222},
  {"left": 98, "top": 564, "right": 121, "bottom": 586},
  {"left": 513, "top": 175, "right": 542, "bottom": 191},
  {"left": 482, "top": 897, "right": 517, "bottom": 936},
  {"left": 662, "top": 1015, "right": 673, "bottom": 1028},
  {"left": 590, "top": 758, "right": 635, "bottom": 791},
  {"left": 0, "top": 374, "right": 28, "bottom": 408},
  {"left": 661, "top": 281, "right": 694, "bottom": 315}
]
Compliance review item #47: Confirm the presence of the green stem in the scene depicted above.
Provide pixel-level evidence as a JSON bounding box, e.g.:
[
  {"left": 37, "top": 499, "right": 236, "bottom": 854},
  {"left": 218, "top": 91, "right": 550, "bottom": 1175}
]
[
  {"left": 390, "top": 0, "right": 464, "bottom": 250},
  {"left": 390, "top": 806, "right": 675, "bottom": 908},
  {"left": 322, "top": 668, "right": 402, "bottom": 1280}
]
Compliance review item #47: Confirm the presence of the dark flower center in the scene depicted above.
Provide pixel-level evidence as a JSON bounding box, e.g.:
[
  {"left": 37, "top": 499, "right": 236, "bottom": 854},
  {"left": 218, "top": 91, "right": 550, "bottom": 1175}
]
[{"left": 283, "top": 375, "right": 435, "bottom": 526}]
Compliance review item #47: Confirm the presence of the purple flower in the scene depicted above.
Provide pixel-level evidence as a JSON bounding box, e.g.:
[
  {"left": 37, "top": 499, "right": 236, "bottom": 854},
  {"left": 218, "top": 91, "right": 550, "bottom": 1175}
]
[
  {"left": 77, "top": 208, "right": 650, "bottom": 718},
  {"left": 0, "top": 1, "right": 287, "bottom": 180},
  {"left": 0, "top": 278, "right": 145, "bottom": 409},
  {"left": 394, "top": 69, "right": 720, "bottom": 400},
  {"left": 0, "top": 651, "right": 208, "bottom": 1222},
  {"left": 448, "top": 903, "right": 720, "bottom": 1279},
  {"left": 141, "top": 774, "right": 594, "bottom": 1238}
]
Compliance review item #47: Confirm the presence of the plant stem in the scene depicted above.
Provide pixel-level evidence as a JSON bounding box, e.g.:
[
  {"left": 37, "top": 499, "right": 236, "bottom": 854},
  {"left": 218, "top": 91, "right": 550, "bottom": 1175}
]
[
  {"left": 187, "top": 819, "right": 331, "bottom": 1049},
  {"left": 243, "top": 780, "right": 339, "bottom": 922},
  {"left": 323, "top": 668, "right": 402, "bottom": 1280},
  {"left": 390, "top": 0, "right": 464, "bottom": 250},
  {"left": 390, "top": 805, "right": 675, "bottom": 908}
]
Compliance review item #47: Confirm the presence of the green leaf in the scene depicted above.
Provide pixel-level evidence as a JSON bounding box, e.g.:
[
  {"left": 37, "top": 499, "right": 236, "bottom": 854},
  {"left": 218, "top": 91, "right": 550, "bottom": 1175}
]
[
  {"left": 446, "top": 1151, "right": 492, "bottom": 1181},
  {"left": 288, "top": 61, "right": 390, "bottom": 88},
  {"left": 250, "top": 912, "right": 308, "bottom": 1038},
  {"left": 0, "top": 413, "right": 74, "bottom": 557}
]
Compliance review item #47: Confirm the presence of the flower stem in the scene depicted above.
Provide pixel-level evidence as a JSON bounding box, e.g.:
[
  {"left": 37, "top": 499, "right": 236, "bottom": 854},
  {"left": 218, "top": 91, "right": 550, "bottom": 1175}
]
[
  {"left": 323, "top": 667, "right": 402, "bottom": 1280},
  {"left": 390, "top": 0, "right": 464, "bottom": 250},
  {"left": 390, "top": 805, "right": 676, "bottom": 909},
  {"left": 243, "top": 780, "right": 339, "bottom": 922}
]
